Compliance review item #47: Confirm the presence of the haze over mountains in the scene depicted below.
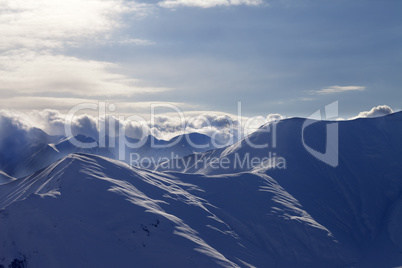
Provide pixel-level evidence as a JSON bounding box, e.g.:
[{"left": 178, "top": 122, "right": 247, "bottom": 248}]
[
  {"left": 0, "top": 110, "right": 401, "bottom": 267},
  {"left": 0, "top": 129, "right": 221, "bottom": 179},
  {"left": 1, "top": 0, "right": 400, "bottom": 266}
]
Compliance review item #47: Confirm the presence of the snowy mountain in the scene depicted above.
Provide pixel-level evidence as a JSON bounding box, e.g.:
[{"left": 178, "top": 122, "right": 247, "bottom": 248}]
[
  {"left": 0, "top": 112, "right": 401, "bottom": 267},
  {"left": 0, "top": 134, "right": 114, "bottom": 178},
  {"left": 110, "top": 132, "right": 221, "bottom": 167},
  {"left": 156, "top": 111, "right": 402, "bottom": 175},
  {"left": 154, "top": 111, "right": 402, "bottom": 266},
  {"left": 0, "top": 125, "right": 63, "bottom": 178},
  {"left": 0, "top": 154, "right": 355, "bottom": 267},
  {"left": 0, "top": 129, "right": 220, "bottom": 178},
  {"left": 0, "top": 170, "right": 15, "bottom": 185}
]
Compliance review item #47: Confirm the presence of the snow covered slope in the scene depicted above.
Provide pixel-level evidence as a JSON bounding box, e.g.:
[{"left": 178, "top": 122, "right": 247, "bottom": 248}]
[
  {"left": 0, "top": 170, "right": 15, "bottom": 185},
  {"left": 11, "top": 135, "right": 115, "bottom": 178},
  {"left": 0, "top": 153, "right": 358, "bottom": 268},
  {"left": 1, "top": 129, "right": 219, "bottom": 179},
  {"left": 0, "top": 125, "right": 63, "bottom": 178},
  {"left": 154, "top": 111, "right": 402, "bottom": 266},
  {"left": 104, "top": 132, "right": 221, "bottom": 167},
  {"left": 1, "top": 112, "right": 401, "bottom": 267},
  {"left": 156, "top": 112, "right": 402, "bottom": 175}
]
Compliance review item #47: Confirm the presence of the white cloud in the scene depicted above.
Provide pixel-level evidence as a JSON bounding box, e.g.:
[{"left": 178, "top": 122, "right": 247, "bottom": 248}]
[
  {"left": 0, "top": 109, "right": 99, "bottom": 138},
  {"left": 0, "top": 0, "right": 152, "bottom": 50},
  {"left": 0, "top": 96, "right": 190, "bottom": 115},
  {"left": 350, "top": 105, "right": 394, "bottom": 119},
  {"left": 312, "top": 85, "right": 366, "bottom": 95},
  {"left": 158, "top": 0, "right": 262, "bottom": 9},
  {"left": 0, "top": 109, "right": 283, "bottom": 145},
  {"left": 0, "top": 0, "right": 269, "bottom": 115},
  {"left": 266, "top": 113, "right": 284, "bottom": 122},
  {"left": 0, "top": 1, "right": 165, "bottom": 112},
  {"left": 115, "top": 38, "right": 155, "bottom": 46},
  {"left": 299, "top": 97, "right": 314, "bottom": 101},
  {"left": 0, "top": 51, "right": 169, "bottom": 103}
]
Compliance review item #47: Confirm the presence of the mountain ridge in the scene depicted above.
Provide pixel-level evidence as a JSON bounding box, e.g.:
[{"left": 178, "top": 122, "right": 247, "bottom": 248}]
[
  {"left": 0, "top": 153, "right": 359, "bottom": 267},
  {"left": 1, "top": 112, "right": 402, "bottom": 267}
]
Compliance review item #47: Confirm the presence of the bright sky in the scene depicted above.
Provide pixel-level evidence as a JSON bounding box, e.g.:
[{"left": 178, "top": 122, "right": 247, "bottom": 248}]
[{"left": 0, "top": 0, "right": 401, "bottom": 118}]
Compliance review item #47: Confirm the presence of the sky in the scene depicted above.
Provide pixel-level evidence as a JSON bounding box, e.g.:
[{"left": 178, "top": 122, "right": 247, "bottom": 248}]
[{"left": 0, "top": 0, "right": 401, "bottom": 121}]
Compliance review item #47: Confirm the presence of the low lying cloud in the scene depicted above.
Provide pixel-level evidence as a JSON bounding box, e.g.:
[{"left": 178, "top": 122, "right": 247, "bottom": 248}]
[
  {"left": 0, "top": 109, "right": 284, "bottom": 146},
  {"left": 158, "top": 0, "right": 263, "bottom": 9},
  {"left": 266, "top": 113, "right": 284, "bottom": 123},
  {"left": 0, "top": 110, "right": 98, "bottom": 139},
  {"left": 350, "top": 105, "right": 394, "bottom": 119},
  {"left": 312, "top": 85, "right": 366, "bottom": 95},
  {"left": 3, "top": 105, "right": 395, "bottom": 146}
]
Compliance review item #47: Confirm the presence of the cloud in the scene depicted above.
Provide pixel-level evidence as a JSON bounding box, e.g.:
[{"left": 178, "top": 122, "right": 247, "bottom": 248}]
[
  {"left": 0, "top": 109, "right": 284, "bottom": 146},
  {"left": 351, "top": 105, "right": 394, "bottom": 119},
  {"left": 0, "top": 0, "right": 267, "bottom": 115},
  {"left": 0, "top": 111, "right": 29, "bottom": 141},
  {"left": 158, "top": 0, "right": 262, "bottom": 9},
  {"left": 299, "top": 97, "right": 315, "bottom": 101},
  {"left": 311, "top": 85, "right": 366, "bottom": 95},
  {"left": 0, "top": 109, "right": 98, "bottom": 138},
  {"left": 0, "top": 113, "right": 30, "bottom": 165},
  {"left": 145, "top": 113, "right": 243, "bottom": 144},
  {"left": 0, "top": 110, "right": 100, "bottom": 176},
  {"left": 115, "top": 38, "right": 155, "bottom": 46},
  {"left": 0, "top": 0, "right": 152, "bottom": 50},
  {"left": 0, "top": 51, "right": 169, "bottom": 107},
  {"left": 0, "top": 1, "right": 169, "bottom": 113},
  {"left": 0, "top": 97, "right": 191, "bottom": 115},
  {"left": 266, "top": 113, "right": 284, "bottom": 122}
]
